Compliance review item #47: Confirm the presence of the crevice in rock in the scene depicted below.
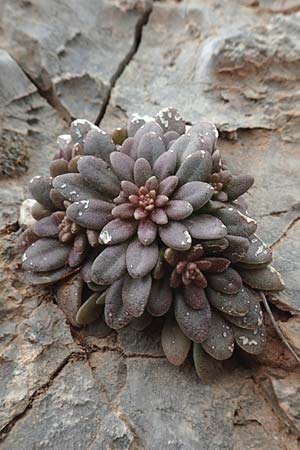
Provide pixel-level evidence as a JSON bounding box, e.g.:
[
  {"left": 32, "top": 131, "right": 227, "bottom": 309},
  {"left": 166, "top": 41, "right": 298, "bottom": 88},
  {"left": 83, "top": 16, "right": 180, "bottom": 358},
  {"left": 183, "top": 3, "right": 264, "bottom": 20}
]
[
  {"left": 271, "top": 217, "right": 299, "bottom": 249},
  {"left": 94, "top": 4, "right": 153, "bottom": 126},
  {"left": 0, "top": 351, "right": 85, "bottom": 441},
  {"left": 9, "top": 54, "right": 72, "bottom": 125}
]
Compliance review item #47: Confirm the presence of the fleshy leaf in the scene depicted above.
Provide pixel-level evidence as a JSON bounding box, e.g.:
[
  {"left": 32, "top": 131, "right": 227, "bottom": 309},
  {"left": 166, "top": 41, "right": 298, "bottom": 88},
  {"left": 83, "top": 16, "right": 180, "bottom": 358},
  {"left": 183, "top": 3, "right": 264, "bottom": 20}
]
[
  {"left": 223, "top": 174, "right": 254, "bottom": 201},
  {"left": 224, "top": 288, "right": 263, "bottom": 330},
  {"left": 233, "top": 323, "right": 266, "bottom": 354},
  {"left": 206, "top": 287, "right": 250, "bottom": 317},
  {"left": 201, "top": 311, "right": 234, "bottom": 360},
  {"left": 161, "top": 310, "right": 191, "bottom": 366},
  {"left": 76, "top": 293, "right": 104, "bottom": 325},
  {"left": 163, "top": 130, "right": 180, "bottom": 147},
  {"left": 78, "top": 155, "right": 120, "bottom": 198},
  {"left": 120, "top": 137, "right": 135, "bottom": 157},
  {"left": 147, "top": 278, "right": 173, "bottom": 316},
  {"left": 67, "top": 199, "right": 113, "bottom": 230},
  {"left": 32, "top": 213, "right": 63, "bottom": 238},
  {"left": 24, "top": 266, "right": 76, "bottom": 286},
  {"left": 239, "top": 266, "right": 285, "bottom": 291},
  {"left": 84, "top": 127, "right": 115, "bottom": 163},
  {"left": 53, "top": 173, "right": 101, "bottom": 202},
  {"left": 130, "top": 310, "right": 152, "bottom": 331},
  {"left": 207, "top": 268, "right": 242, "bottom": 294},
  {"left": 110, "top": 151, "right": 134, "bottom": 181},
  {"left": 67, "top": 233, "right": 88, "bottom": 268},
  {"left": 70, "top": 119, "right": 98, "bottom": 146},
  {"left": 173, "top": 181, "right": 214, "bottom": 210},
  {"left": 165, "top": 200, "right": 193, "bottom": 220},
  {"left": 176, "top": 151, "right": 212, "bottom": 185},
  {"left": 157, "top": 175, "right": 178, "bottom": 196},
  {"left": 29, "top": 176, "right": 54, "bottom": 210},
  {"left": 186, "top": 122, "right": 218, "bottom": 155},
  {"left": 184, "top": 285, "right": 208, "bottom": 309},
  {"left": 138, "top": 219, "right": 157, "bottom": 245},
  {"left": 91, "top": 242, "right": 128, "bottom": 285},
  {"left": 201, "top": 238, "right": 229, "bottom": 254},
  {"left": 104, "top": 277, "right": 133, "bottom": 329},
  {"left": 50, "top": 159, "right": 69, "bottom": 177},
  {"left": 214, "top": 208, "right": 257, "bottom": 238},
  {"left": 159, "top": 221, "right": 192, "bottom": 251},
  {"left": 137, "top": 132, "right": 166, "bottom": 166},
  {"left": 122, "top": 274, "right": 152, "bottom": 317},
  {"left": 22, "top": 238, "right": 71, "bottom": 272},
  {"left": 184, "top": 214, "right": 227, "bottom": 240},
  {"left": 126, "top": 238, "right": 159, "bottom": 278},
  {"left": 193, "top": 343, "right": 222, "bottom": 383},
  {"left": 221, "top": 235, "right": 250, "bottom": 263},
  {"left": 99, "top": 219, "right": 137, "bottom": 245},
  {"left": 240, "top": 235, "right": 272, "bottom": 266},
  {"left": 134, "top": 158, "right": 153, "bottom": 186},
  {"left": 174, "top": 290, "right": 211, "bottom": 343},
  {"left": 56, "top": 274, "right": 83, "bottom": 327},
  {"left": 153, "top": 150, "right": 177, "bottom": 181},
  {"left": 155, "top": 107, "right": 185, "bottom": 134}
]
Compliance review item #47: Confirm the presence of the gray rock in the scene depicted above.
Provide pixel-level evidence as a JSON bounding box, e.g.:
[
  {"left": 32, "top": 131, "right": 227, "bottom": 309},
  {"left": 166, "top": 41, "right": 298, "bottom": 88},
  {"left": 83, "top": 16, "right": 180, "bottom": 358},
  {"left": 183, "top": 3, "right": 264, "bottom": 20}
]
[
  {"left": 0, "top": 0, "right": 152, "bottom": 123},
  {"left": 102, "top": 2, "right": 300, "bottom": 141}
]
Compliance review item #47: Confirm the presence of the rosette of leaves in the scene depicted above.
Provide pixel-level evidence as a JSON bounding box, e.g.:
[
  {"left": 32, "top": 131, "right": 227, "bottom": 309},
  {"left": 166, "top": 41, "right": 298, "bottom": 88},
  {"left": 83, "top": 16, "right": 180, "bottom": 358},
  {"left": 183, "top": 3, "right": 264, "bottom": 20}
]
[{"left": 20, "top": 107, "right": 287, "bottom": 379}]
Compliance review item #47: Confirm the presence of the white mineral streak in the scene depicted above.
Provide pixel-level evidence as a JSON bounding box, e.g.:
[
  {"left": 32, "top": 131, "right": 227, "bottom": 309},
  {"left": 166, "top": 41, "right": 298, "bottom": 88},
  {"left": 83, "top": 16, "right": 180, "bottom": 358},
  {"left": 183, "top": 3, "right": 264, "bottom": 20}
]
[{"left": 100, "top": 230, "right": 112, "bottom": 244}]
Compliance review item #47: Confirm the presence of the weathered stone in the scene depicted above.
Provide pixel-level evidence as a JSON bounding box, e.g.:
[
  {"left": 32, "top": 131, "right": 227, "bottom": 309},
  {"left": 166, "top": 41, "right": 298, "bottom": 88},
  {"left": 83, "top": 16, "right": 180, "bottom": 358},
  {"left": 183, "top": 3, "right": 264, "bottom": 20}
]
[{"left": 0, "top": 0, "right": 152, "bottom": 123}]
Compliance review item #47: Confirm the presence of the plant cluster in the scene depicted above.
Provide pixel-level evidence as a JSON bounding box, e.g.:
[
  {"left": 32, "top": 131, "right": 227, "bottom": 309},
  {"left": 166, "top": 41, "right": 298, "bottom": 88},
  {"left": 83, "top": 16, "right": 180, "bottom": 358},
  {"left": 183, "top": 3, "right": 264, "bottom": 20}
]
[{"left": 20, "top": 107, "right": 285, "bottom": 376}]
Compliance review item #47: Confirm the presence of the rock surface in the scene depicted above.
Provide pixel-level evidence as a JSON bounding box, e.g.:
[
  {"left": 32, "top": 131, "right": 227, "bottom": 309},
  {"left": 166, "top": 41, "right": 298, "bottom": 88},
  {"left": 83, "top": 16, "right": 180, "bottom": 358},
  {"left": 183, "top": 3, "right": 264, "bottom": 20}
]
[{"left": 1, "top": 1, "right": 300, "bottom": 449}]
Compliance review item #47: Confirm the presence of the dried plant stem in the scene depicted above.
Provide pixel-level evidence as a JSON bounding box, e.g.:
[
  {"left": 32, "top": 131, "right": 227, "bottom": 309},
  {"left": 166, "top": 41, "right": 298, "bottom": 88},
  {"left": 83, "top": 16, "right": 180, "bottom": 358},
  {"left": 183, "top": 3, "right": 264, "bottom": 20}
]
[{"left": 259, "top": 291, "right": 300, "bottom": 366}]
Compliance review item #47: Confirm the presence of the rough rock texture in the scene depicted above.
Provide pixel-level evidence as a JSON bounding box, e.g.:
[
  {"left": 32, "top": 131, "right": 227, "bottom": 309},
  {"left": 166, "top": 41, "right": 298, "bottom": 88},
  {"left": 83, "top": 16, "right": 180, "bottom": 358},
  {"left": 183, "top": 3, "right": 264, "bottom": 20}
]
[{"left": 1, "top": 1, "right": 300, "bottom": 449}]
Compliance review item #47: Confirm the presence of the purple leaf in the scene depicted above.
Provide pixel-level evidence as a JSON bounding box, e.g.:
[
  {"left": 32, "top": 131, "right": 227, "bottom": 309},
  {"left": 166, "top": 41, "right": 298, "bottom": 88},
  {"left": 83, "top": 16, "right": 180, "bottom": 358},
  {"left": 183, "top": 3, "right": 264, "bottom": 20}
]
[
  {"left": 221, "top": 235, "right": 250, "bottom": 262},
  {"left": 184, "top": 214, "right": 227, "bottom": 239},
  {"left": 138, "top": 219, "right": 157, "bottom": 245},
  {"left": 174, "top": 290, "right": 211, "bottom": 342},
  {"left": 84, "top": 127, "right": 116, "bottom": 163},
  {"left": 104, "top": 277, "right": 133, "bottom": 329},
  {"left": 67, "top": 199, "right": 113, "bottom": 230},
  {"left": 176, "top": 151, "right": 212, "bottom": 184},
  {"left": 184, "top": 285, "right": 208, "bottom": 309},
  {"left": 134, "top": 158, "right": 153, "bottom": 186},
  {"left": 239, "top": 266, "right": 285, "bottom": 291},
  {"left": 155, "top": 107, "right": 185, "bottom": 134},
  {"left": 32, "top": 213, "right": 63, "bottom": 238},
  {"left": 206, "top": 287, "right": 250, "bottom": 317},
  {"left": 186, "top": 122, "right": 218, "bottom": 155},
  {"left": 233, "top": 323, "right": 266, "bottom": 354},
  {"left": 110, "top": 151, "right": 134, "bottom": 181},
  {"left": 201, "top": 311, "right": 234, "bottom": 360},
  {"left": 29, "top": 176, "right": 54, "bottom": 210},
  {"left": 112, "top": 203, "right": 135, "bottom": 219},
  {"left": 91, "top": 242, "right": 128, "bottom": 285},
  {"left": 241, "top": 235, "right": 272, "bottom": 266},
  {"left": 157, "top": 175, "right": 178, "bottom": 196},
  {"left": 207, "top": 268, "right": 242, "bottom": 294},
  {"left": 122, "top": 274, "right": 152, "bottom": 317},
  {"left": 159, "top": 221, "right": 192, "bottom": 251},
  {"left": 22, "top": 238, "right": 71, "bottom": 272},
  {"left": 173, "top": 181, "right": 214, "bottom": 210},
  {"left": 150, "top": 208, "right": 168, "bottom": 225},
  {"left": 224, "top": 287, "right": 263, "bottom": 330},
  {"left": 161, "top": 311, "right": 191, "bottom": 366},
  {"left": 120, "top": 137, "right": 135, "bottom": 157},
  {"left": 53, "top": 173, "right": 102, "bottom": 202},
  {"left": 50, "top": 159, "right": 69, "bottom": 177},
  {"left": 78, "top": 155, "right": 120, "bottom": 198},
  {"left": 153, "top": 149, "right": 177, "bottom": 181},
  {"left": 24, "top": 266, "right": 76, "bottom": 286},
  {"left": 126, "top": 238, "right": 159, "bottom": 278},
  {"left": 147, "top": 278, "right": 173, "bottom": 316},
  {"left": 223, "top": 174, "right": 254, "bottom": 200},
  {"left": 165, "top": 200, "right": 193, "bottom": 220},
  {"left": 99, "top": 219, "right": 137, "bottom": 245},
  {"left": 137, "top": 132, "right": 166, "bottom": 166}
]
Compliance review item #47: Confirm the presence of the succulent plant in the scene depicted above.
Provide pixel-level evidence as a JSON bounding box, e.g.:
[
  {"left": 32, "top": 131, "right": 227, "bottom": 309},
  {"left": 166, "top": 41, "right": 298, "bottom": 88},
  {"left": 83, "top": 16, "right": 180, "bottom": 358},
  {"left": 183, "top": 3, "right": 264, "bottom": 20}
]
[{"left": 20, "top": 107, "right": 287, "bottom": 379}]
